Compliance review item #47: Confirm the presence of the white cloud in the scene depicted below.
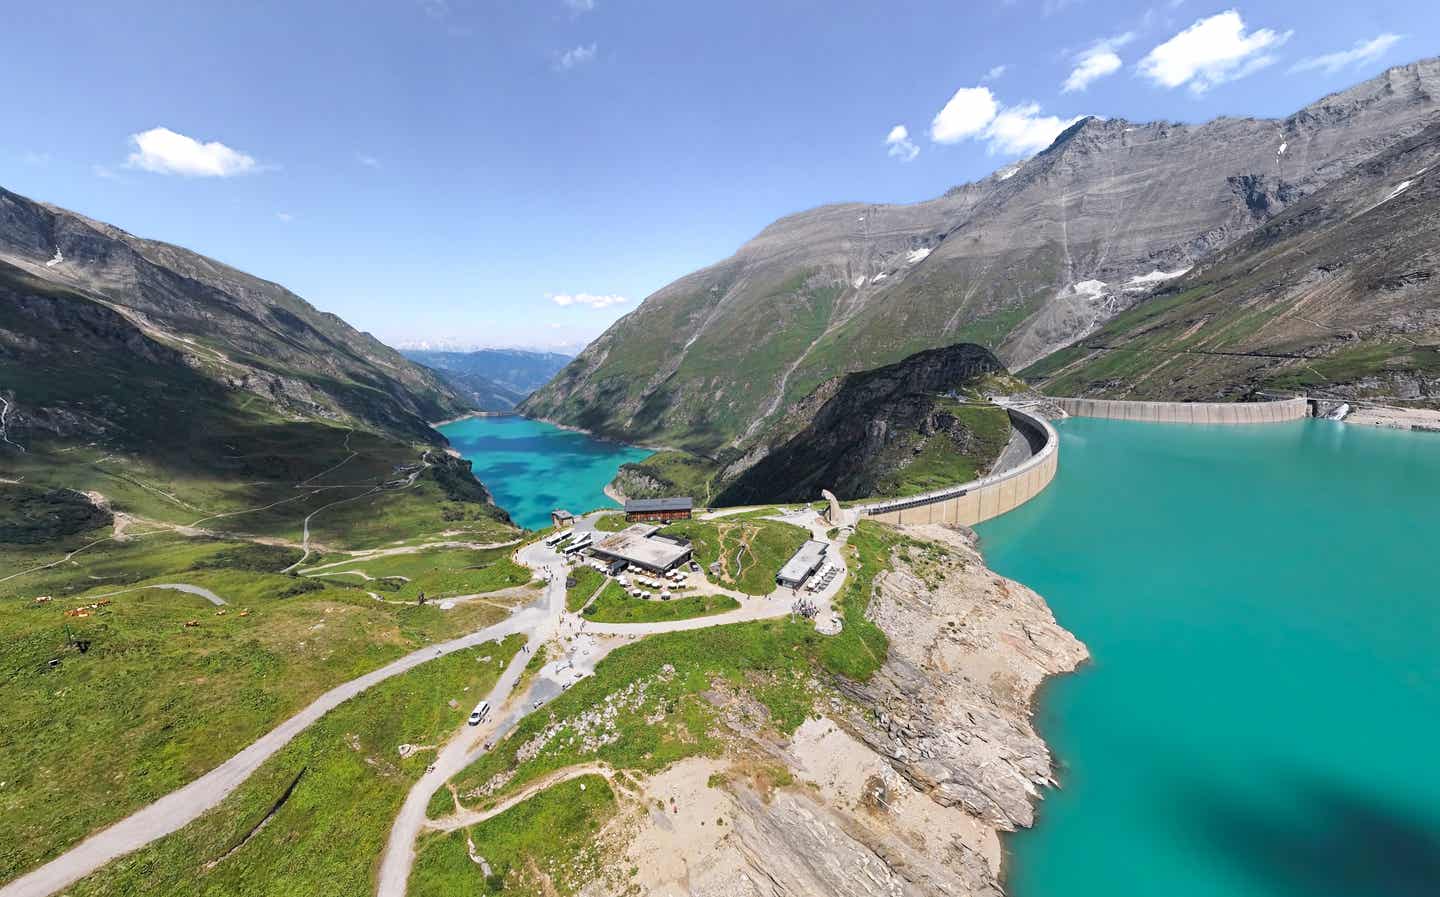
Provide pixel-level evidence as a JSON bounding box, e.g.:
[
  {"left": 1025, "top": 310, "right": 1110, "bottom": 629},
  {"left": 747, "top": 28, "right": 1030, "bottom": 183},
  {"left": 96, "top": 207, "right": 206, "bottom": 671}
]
[
  {"left": 125, "top": 127, "right": 260, "bottom": 177},
  {"left": 983, "top": 64, "right": 1009, "bottom": 81},
  {"left": 930, "top": 85, "right": 1080, "bottom": 157},
  {"left": 276, "top": 212, "right": 294, "bottom": 223},
  {"left": 564, "top": 0, "right": 596, "bottom": 13},
  {"left": 985, "top": 104, "right": 1084, "bottom": 155},
  {"left": 1138, "top": 10, "right": 1292, "bottom": 94},
  {"left": 549, "top": 292, "right": 628, "bottom": 309},
  {"left": 556, "top": 43, "right": 597, "bottom": 71},
  {"left": 930, "top": 86, "right": 1000, "bottom": 143},
  {"left": 1064, "top": 33, "right": 1134, "bottom": 92},
  {"left": 1289, "top": 33, "right": 1403, "bottom": 75},
  {"left": 884, "top": 124, "right": 920, "bottom": 162},
  {"left": 356, "top": 153, "right": 381, "bottom": 168},
  {"left": 92, "top": 164, "right": 120, "bottom": 180},
  {"left": 22, "top": 151, "right": 51, "bottom": 166}
]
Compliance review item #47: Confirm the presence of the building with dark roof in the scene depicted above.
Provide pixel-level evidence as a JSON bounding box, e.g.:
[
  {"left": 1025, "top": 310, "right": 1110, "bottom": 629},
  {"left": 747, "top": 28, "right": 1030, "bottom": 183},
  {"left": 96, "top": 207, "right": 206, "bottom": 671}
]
[{"left": 624, "top": 496, "right": 694, "bottom": 523}]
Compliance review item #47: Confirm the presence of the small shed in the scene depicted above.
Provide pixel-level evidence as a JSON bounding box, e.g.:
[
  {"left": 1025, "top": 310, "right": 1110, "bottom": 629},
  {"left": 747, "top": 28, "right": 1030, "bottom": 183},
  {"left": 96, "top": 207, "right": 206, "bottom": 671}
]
[{"left": 551, "top": 509, "right": 576, "bottom": 529}]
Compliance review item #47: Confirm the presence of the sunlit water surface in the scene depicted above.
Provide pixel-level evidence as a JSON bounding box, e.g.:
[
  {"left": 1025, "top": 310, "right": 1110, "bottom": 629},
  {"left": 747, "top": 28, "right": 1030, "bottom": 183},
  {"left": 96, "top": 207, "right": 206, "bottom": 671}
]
[
  {"left": 437, "top": 415, "right": 649, "bottom": 530},
  {"left": 976, "top": 418, "right": 1440, "bottom": 897}
]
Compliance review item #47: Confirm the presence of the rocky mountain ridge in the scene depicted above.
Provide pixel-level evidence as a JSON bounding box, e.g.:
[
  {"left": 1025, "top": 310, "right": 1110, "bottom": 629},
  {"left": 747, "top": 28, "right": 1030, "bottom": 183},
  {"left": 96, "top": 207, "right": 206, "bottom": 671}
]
[
  {"left": 522, "top": 58, "right": 1440, "bottom": 453},
  {"left": 1027, "top": 120, "right": 1440, "bottom": 401},
  {"left": 0, "top": 186, "right": 470, "bottom": 443}
]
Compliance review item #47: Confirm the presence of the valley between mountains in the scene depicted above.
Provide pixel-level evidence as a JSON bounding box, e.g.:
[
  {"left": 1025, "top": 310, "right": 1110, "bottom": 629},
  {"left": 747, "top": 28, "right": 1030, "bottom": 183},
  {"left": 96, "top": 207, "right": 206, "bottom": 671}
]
[{"left": 2, "top": 55, "right": 1438, "bottom": 897}]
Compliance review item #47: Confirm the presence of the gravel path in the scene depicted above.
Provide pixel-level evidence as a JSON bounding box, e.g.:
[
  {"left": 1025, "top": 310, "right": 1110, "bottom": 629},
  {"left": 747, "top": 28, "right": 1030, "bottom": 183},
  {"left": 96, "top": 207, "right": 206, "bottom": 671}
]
[{"left": 374, "top": 539, "right": 568, "bottom": 897}]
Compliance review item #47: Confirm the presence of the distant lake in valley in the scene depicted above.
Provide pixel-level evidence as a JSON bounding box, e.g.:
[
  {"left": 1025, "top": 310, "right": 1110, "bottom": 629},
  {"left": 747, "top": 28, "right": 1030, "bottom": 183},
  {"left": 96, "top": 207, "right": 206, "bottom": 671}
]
[
  {"left": 976, "top": 418, "right": 1440, "bottom": 897},
  {"left": 437, "top": 415, "right": 650, "bottom": 530}
]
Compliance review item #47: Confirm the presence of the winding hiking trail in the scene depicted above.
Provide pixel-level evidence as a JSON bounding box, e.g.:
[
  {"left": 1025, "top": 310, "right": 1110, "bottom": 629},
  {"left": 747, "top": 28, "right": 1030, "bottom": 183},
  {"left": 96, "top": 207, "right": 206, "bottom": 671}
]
[
  {"left": 427, "top": 763, "right": 616, "bottom": 834},
  {"left": 2, "top": 427, "right": 427, "bottom": 587},
  {"left": 373, "top": 537, "right": 569, "bottom": 897}
]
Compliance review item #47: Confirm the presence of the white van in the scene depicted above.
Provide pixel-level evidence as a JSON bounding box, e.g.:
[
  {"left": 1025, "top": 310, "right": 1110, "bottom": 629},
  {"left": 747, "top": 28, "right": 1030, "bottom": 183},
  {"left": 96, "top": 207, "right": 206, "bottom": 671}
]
[{"left": 467, "top": 700, "right": 491, "bottom": 726}]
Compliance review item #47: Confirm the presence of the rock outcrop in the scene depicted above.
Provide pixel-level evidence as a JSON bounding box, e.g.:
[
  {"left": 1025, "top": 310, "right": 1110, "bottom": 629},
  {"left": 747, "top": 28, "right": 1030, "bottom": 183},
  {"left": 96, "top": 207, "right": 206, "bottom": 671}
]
[
  {"left": 836, "top": 524, "right": 1087, "bottom": 831},
  {"left": 715, "top": 344, "right": 1011, "bottom": 504},
  {"left": 605, "top": 522, "right": 1087, "bottom": 896}
]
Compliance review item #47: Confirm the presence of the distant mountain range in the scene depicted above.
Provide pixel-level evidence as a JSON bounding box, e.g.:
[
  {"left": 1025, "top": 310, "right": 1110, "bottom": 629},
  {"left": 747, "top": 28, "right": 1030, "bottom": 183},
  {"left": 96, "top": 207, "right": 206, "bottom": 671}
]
[
  {"left": 402, "top": 348, "right": 572, "bottom": 412},
  {"left": 523, "top": 59, "right": 1440, "bottom": 453}
]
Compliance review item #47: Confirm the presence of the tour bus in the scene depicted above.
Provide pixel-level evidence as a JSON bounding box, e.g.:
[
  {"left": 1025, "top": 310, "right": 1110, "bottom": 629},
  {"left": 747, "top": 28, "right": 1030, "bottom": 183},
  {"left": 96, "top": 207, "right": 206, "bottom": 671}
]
[
  {"left": 544, "top": 531, "right": 570, "bottom": 547},
  {"left": 467, "top": 700, "right": 491, "bottom": 726},
  {"left": 562, "top": 535, "right": 592, "bottom": 555}
]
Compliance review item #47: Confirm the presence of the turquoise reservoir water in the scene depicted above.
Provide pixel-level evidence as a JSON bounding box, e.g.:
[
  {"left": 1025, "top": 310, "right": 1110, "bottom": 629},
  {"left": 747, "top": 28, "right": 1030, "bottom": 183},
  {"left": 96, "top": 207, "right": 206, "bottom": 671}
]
[
  {"left": 436, "top": 415, "right": 650, "bottom": 530},
  {"left": 976, "top": 418, "right": 1440, "bottom": 897}
]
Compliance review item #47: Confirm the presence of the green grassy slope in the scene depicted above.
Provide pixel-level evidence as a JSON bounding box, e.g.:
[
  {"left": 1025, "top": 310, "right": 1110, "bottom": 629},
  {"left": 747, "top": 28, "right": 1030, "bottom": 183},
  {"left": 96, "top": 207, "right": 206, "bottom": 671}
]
[
  {"left": 0, "top": 528, "right": 533, "bottom": 882},
  {"left": 656, "top": 516, "right": 811, "bottom": 596},
  {"left": 60, "top": 636, "right": 524, "bottom": 897},
  {"left": 413, "top": 775, "right": 616, "bottom": 897}
]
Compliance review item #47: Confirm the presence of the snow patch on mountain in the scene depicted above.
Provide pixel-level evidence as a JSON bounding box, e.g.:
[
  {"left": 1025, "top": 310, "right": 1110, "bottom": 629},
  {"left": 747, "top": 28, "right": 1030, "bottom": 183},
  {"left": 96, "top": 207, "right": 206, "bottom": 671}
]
[
  {"left": 1122, "top": 267, "right": 1191, "bottom": 290},
  {"left": 1377, "top": 180, "right": 1414, "bottom": 206}
]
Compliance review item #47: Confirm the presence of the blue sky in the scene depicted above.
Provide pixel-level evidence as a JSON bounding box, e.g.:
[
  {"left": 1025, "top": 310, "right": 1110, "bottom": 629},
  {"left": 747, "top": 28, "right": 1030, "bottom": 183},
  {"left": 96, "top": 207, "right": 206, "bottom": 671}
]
[{"left": 2, "top": 1, "right": 1431, "bottom": 351}]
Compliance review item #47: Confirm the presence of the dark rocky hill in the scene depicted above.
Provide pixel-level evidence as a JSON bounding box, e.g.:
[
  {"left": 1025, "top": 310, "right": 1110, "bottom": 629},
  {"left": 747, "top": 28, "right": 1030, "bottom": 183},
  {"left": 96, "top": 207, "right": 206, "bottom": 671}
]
[
  {"left": 716, "top": 344, "right": 1012, "bottom": 505},
  {"left": 522, "top": 59, "right": 1440, "bottom": 452}
]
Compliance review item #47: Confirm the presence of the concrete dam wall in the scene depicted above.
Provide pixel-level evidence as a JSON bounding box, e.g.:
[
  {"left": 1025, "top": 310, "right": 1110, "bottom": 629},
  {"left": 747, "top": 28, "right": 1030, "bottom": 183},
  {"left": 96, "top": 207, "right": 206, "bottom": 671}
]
[
  {"left": 854, "top": 396, "right": 1306, "bottom": 529},
  {"left": 1053, "top": 396, "right": 1310, "bottom": 424},
  {"left": 859, "top": 406, "right": 1059, "bottom": 528}
]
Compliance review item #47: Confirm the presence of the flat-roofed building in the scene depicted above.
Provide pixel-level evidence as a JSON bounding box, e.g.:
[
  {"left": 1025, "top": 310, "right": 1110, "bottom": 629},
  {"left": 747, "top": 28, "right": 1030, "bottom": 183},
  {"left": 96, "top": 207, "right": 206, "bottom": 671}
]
[
  {"left": 624, "top": 496, "right": 694, "bottom": 523},
  {"left": 551, "top": 509, "right": 575, "bottom": 529},
  {"left": 776, "top": 539, "right": 828, "bottom": 589},
  {"left": 590, "top": 524, "right": 694, "bottom": 573}
]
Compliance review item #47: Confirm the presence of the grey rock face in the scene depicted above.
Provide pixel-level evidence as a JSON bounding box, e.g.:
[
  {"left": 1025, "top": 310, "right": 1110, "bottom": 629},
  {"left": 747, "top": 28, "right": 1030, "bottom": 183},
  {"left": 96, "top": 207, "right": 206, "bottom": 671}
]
[
  {"left": 838, "top": 525, "right": 1088, "bottom": 831},
  {"left": 1029, "top": 119, "right": 1440, "bottom": 399}
]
